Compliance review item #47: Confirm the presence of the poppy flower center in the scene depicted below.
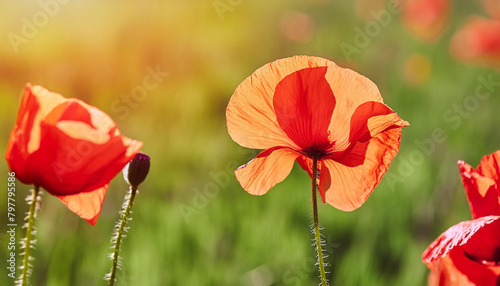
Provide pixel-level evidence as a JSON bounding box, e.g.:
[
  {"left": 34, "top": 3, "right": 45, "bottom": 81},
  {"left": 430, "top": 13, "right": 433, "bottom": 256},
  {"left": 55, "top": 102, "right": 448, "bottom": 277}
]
[{"left": 300, "top": 142, "right": 331, "bottom": 159}]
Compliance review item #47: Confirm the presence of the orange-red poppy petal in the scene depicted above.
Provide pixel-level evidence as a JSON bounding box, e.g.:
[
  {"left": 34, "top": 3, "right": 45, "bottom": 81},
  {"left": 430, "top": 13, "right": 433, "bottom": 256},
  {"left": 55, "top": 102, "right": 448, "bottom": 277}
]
[
  {"left": 35, "top": 120, "right": 142, "bottom": 196},
  {"left": 349, "top": 101, "right": 409, "bottom": 143},
  {"left": 296, "top": 156, "right": 313, "bottom": 179},
  {"left": 423, "top": 217, "right": 500, "bottom": 285},
  {"left": 422, "top": 216, "right": 500, "bottom": 264},
  {"left": 321, "top": 64, "right": 386, "bottom": 153},
  {"left": 273, "top": 66, "right": 335, "bottom": 150},
  {"left": 6, "top": 83, "right": 143, "bottom": 224},
  {"left": 296, "top": 156, "right": 329, "bottom": 203},
  {"left": 320, "top": 128, "right": 402, "bottom": 211},
  {"left": 5, "top": 84, "right": 66, "bottom": 183},
  {"left": 461, "top": 218, "right": 500, "bottom": 265},
  {"left": 57, "top": 185, "right": 108, "bottom": 225},
  {"left": 476, "top": 150, "right": 500, "bottom": 183},
  {"left": 226, "top": 56, "right": 333, "bottom": 151},
  {"left": 459, "top": 154, "right": 500, "bottom": 219},
  {"left": 235, "top": 147, "right": 300, "bottom": 195},
  {"left": 427, "top": 246, "right": 500, "bottom": 286},
  {"left": 6, "top": 84, "right": 143, "bottom": 196}
]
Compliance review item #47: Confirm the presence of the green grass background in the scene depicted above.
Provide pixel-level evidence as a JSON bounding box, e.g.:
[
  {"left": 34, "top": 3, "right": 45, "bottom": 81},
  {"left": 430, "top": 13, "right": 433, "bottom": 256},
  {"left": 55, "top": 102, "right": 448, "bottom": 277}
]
[{"left": 1, "top": 1, "right": 499, "bottom": 285}]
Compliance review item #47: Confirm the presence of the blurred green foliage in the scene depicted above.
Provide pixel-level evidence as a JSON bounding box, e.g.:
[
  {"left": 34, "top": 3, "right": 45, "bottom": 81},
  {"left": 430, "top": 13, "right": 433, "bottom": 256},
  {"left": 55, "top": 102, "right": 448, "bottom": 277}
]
[{"left": 1, "top": 1, "right": 499, "bottom": 285}]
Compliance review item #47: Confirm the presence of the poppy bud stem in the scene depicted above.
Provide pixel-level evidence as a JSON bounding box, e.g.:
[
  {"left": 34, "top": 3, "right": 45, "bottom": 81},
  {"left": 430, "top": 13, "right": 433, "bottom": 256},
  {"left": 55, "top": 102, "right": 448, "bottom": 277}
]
[
  {"left": 311, "top": 154, "right": 328, "bottom": 286},
  {"left": 19, "top": 185, "right": 41, "bottom": 286},
  {"left": 106, "top": 186, "right": 138, "bottom": 286}
]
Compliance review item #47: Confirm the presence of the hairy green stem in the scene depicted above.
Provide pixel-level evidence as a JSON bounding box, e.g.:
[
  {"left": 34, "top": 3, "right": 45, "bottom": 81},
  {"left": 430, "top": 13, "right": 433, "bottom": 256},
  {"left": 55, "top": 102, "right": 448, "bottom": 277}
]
[
  {"left": 20, "top": 185, "right": 40, "bottom": 286},
  {"left": 108, "top": 186, "right": 137, "bottom": 286},
  {"left": 311, "top": 155, "right": 328, "bottom": 286}
]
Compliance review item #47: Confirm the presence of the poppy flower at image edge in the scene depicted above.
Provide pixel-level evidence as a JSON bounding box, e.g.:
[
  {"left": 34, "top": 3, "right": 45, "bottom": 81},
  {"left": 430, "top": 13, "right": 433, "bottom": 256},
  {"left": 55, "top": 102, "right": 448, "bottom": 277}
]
[
  {"left": 422, "top": 151, "right": 500, "bottom": 286},
  {"left": 422, "top": 216, "right": 500, "bottom": 285},
  {"left": 5, "top": 83, "right": 143, "bottom": 225},
  {"left": 226, "top": 55, "right": 409, "bottom": 211},
  {"left": 459, "top": 150, "right": 500, "bottom": 219}
]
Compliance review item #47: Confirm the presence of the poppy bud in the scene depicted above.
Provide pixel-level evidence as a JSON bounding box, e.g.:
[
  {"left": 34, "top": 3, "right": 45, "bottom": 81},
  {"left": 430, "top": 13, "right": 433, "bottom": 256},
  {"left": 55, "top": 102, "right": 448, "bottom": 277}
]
[{"left": 123, "top": 152, "right": 150, "bottom": 188}]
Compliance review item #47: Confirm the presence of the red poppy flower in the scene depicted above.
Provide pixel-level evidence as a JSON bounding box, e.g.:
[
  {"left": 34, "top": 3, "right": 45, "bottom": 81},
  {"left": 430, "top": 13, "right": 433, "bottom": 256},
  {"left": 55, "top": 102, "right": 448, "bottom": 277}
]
[
  {"left": 459, "top": 151, "right": 500, "bottom": 219},
  {"left": 450, "top": 17, "right": 500, "bottom": 68},
  {"left": 226, "top": 56, "right": 409, "bottom": 211},
  {"left": 5, "top": 83, "right": 142, "bottom": 225},
  {"left": 402, "top": 0, "right": 450, "bottom": 42},
  {"left": 423, "top": 216, "right": 500, "bottom": 286},
  {"left": 423, "top": 151, "right": 500, "bottom": 285}
]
